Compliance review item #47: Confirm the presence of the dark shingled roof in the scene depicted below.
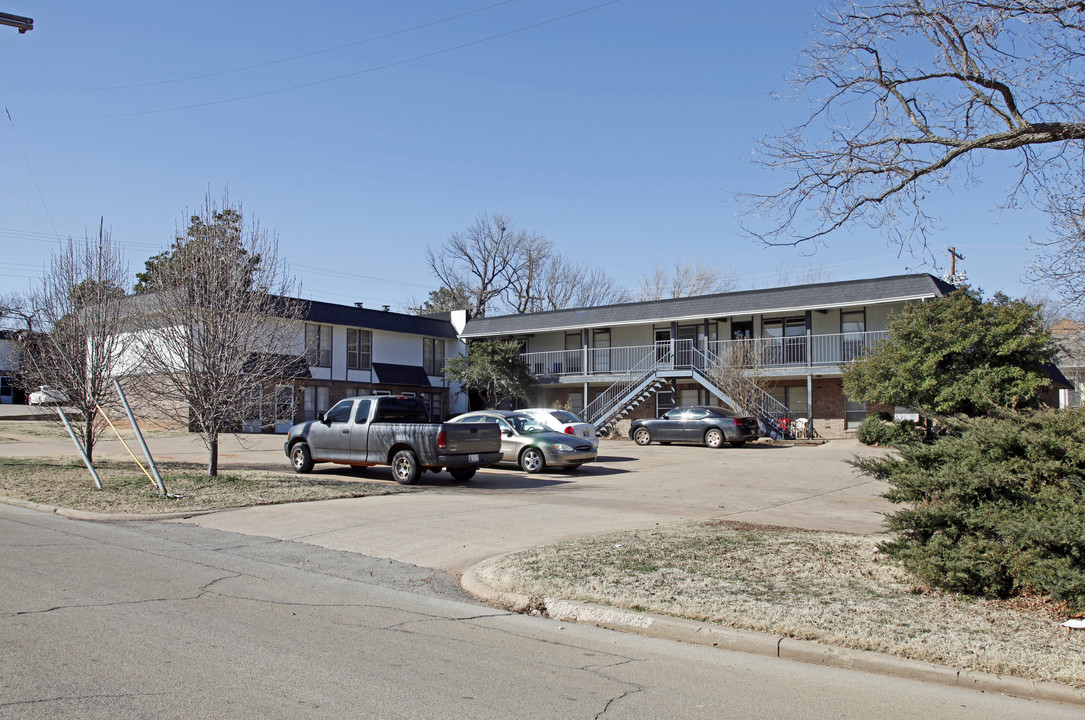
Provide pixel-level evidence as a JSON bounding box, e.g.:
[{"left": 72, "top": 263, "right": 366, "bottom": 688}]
[
  {"left": 301, "top": 299, "right": 458, "bottom": 338},
  {"left": 460, "top": 274, "right": 955, "bottom": 337}
]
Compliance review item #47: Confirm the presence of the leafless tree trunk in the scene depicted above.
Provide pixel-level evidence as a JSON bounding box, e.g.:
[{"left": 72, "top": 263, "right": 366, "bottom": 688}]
[
  {"left": 132, "top": 193, "right": 302, "bottom": 476},
  {"left": 737, "top": 1, "right": 1085, "bottom": 301},
  {"left": 637, "top": 260, "right": 739, "bottom": 301},
  {"left": 21, "top": 222, "right": 131, "bottom": 466}
]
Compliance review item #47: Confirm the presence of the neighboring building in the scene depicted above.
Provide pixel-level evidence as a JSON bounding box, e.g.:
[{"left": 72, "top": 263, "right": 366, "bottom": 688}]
[
  {"left": 115, "top": 296, "right": 469, "bottom": 433},
  {"left": 459, "top": 274, "right": 956, "bottom": 438},
  {"left": 0, "top": 331, "right": 19, "bottom": 404},
  {"left": 1054, "top": 318, "right": 1085, "bottom": 408}
]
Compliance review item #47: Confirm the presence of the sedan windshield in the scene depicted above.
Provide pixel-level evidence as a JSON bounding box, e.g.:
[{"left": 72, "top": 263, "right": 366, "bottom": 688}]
[{"left": 507, "top": 415, "right": 549, "bottom": 434}]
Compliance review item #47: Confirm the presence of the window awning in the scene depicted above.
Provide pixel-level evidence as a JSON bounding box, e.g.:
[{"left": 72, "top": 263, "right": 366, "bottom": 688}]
[{"left": 372, "top": 363, "right": 433, "bottom": 387}]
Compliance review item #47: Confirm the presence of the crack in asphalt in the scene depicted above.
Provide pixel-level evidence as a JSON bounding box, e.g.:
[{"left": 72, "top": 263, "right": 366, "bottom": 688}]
[
  {"left": 8, "top": 574, "right": 240, "bottom": 617},
  {"left": 0, "top": 690, "right": 177, "bottom": 710},
  {"left": 710, "top": 477, "right": 884, "bottom": 520}
]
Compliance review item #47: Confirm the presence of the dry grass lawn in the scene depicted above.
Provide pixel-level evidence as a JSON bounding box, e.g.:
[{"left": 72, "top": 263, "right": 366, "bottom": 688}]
[
  {"left": 475, "top": 520, "right": 1085, "bottom": 689},
  {"left": 0, "top": 456, "right": 412, "bottom": 514}
]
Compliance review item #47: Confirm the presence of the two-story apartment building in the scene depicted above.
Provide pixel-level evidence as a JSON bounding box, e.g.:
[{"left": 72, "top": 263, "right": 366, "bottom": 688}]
[
  {"left": 282, "top": 301, "right": 467, "bottom": 430},
  {"left": 114, "top": 296, "right": 469, "bottom": 433},
  {"left": 458, "top": 274, "right": 955, "bottom": 438}
]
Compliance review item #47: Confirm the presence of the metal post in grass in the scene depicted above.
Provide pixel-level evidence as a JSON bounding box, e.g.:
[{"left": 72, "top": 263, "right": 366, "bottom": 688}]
[
  {"left": 56, "top": 406, "right": 102, "bottom": 490},
  {"left": 114, "top": 379, "right": 167, "bottom": 497}
]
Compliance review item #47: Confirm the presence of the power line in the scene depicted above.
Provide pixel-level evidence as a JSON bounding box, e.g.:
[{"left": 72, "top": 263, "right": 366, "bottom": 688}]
[
  {"left": 3, "top": 1, "right": 519, "bottom": 92},
  {"left": 19, "top": 1, "right": 624, "bottom": 120}
]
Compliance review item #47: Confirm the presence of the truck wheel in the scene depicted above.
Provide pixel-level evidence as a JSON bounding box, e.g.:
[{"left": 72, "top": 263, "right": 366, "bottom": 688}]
[
  {"left": 449, "top": 467, "right": 476, "bottom": 482},
  {"left": 290, "top": 443, "right": 314, "bottom": 474},
  {"left": 519, "top": 447, "right": 546, "bottom": 474},
  {"left": 391, "top": 450, "right": 421, "bottom": 485},
  {"left": 704, "top": 428, "right": 724, "bottom": 449}
]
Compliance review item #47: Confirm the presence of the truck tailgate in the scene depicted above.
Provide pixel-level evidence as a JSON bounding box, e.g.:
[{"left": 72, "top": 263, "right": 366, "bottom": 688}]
[{"left": 442, "top": 422, "right": 500, "bottom": 454}]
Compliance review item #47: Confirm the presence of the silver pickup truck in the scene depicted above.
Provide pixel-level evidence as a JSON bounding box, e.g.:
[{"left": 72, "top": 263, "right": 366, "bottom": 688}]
[{"left": 284, "top": 395, "right": 502, "bottom": 484}]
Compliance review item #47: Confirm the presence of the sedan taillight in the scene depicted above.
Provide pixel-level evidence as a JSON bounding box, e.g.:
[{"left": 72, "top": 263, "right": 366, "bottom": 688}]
[{"left": 564, "top": 427, "right": 575, "bottom": 435}]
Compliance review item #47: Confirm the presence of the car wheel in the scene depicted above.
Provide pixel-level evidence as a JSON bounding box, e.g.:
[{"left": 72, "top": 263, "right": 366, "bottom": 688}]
[
  {"left": 391, "top": 450, "right": 422, "bottom": 485},
  {"left": 729, "top": 440, "right": 747, "bottom": 448},
  {"left": 290, "top": 443, "right": 314, "bottom": 474},
  {"left": 704, "top": 428, "right": 724, "bottom": 449},
  {"left": 449, "top": 467, "right": 476, "bottom": 482},
  {"left": 633, "top": 427, "right": 652, "bottom": 446},
  {"left": 519, "top": 447, "right": 546, "bottom": 473}
]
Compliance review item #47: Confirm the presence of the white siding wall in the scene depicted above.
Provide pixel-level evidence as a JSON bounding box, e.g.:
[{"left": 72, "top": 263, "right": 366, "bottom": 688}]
[
  {"left": 810, "top": 310, "right": 839, "bottom": 335},
  {"left": 374, "top": 331, "right": 422, "bottom": 365}
]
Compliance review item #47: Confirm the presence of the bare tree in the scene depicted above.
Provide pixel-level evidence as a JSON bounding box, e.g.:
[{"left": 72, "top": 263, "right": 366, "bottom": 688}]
[
  {"left": 707, "top": 338, "right": 772, "bottom": 417},
  {"left": 427, "top": 213, "right": 627, "bottom": 315},
  {"left": 0, "top": 292, "right": 38, "bottom": 332},
  {"left": 636, "top": 260, "right": 740, "bottom": 301},
  {"left": 21, "top": 223, "right": 131, "bottom": 464},
  {"left": 739, "top": 1, "right": 1085, "bottom": 287},
  {"left": 1028, "top": 191, "right": 1085, "bottom": 310},
  {"left": 133, "top": 193, "right": 302, "bottom": 476},
  {"left": 752, "top": 262, "right": 837, "bottom": 289},
  {"left": 426, "top": 213, "right": 522, "bottom": 318},
  {"left": 537, "top": 258, "right": 630, "bottom": 310}
]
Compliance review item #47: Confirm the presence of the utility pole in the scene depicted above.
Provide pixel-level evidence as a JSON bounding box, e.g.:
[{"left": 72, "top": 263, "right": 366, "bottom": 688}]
[
  {"left": 944, "top": 246, "right": 966, "bottom": 285},
  {"left": 0, "top": 11, "right": 33, "bottom": 33}
]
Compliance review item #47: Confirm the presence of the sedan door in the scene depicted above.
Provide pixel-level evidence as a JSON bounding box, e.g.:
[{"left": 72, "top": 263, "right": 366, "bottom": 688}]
[
  {"left": 680, "top": 408, "right": 712, "bottom": 442},
  {"left": 652, "top": 408, "right": 686, "bottom": 442}
]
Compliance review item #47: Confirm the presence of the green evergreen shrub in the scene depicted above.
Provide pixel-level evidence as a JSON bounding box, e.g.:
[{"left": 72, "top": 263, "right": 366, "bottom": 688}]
[
  {"left": 852, "top": 409, "right": 1085, "bottom": 608},
  {"left": 855, "top": 414, "right": 924, "bottom": 446}
]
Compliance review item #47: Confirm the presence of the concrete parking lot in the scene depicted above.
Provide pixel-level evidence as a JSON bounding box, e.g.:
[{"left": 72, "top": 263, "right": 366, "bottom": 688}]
[
  {"left": 0, "top": 412, "right": 893, "bottom": 576},
  {"left": 175, "top": 434, "right": 894, "bottom": 576}
]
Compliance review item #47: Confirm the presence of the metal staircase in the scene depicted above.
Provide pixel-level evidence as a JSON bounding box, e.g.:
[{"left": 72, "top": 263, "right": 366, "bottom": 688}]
[{"left": 586, "top": 342, "right": 797, "bottom": 438}]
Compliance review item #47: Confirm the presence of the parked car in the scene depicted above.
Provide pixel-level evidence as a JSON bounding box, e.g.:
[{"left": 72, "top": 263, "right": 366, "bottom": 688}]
[
  {"left": 28, "top": 385, "right": 68, "bottom": 406},
  {"left": 518, "top": 408, "right": 599, "bottom": 450},
  {"left": 448, "top": 410, "right": 596, "bottom": 473},
  {"left": 630, "top": 406, "right": 760, "bottom": 448},
  {"left": 284, "top": 395, "right": 502, "bottom": 484}
]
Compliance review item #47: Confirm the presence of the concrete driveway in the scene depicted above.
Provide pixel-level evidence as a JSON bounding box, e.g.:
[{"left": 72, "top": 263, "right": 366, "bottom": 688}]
[
  {"left": 0, "top": 415, "right": 892, "bottom": 576},
  {"left": 177, "top": 436, "right": 892, "bottom": 576}
]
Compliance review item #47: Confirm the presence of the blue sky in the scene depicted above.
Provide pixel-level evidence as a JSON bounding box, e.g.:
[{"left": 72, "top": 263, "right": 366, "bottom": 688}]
[{"left": 0, "top": 1, "right": 1056, "bottom": 314}]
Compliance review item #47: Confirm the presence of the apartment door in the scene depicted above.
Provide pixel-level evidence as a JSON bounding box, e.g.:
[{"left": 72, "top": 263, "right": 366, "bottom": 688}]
[{"left": 655, "top": 329, "right": 671, "bottom": 367}]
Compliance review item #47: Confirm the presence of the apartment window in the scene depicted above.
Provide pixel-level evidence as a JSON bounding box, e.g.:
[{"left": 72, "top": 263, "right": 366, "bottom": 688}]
[
  {"left": 421, "top": 391, "right": 444, "bottom": 422},
  {"left": 303, "top": 386, "right": 330, "bottom": 419},
  {"left": 423, "top": 338, "right": 445, "bottom": 376},
  {"left": 592, "top": 329, "right": 611, "bottom": 373},
  {"left": 347, "top": 328, "right": 372, "bottom": 370},
  {"left": 846, "top": 397, "right": 868, "bottom": 430},
  {"left": 841, "top": 310, "right": 867, "bottom": 361},
  {"left": 763, "top": 317, "right": 807, "bottom": 364},
  {"left": 305, "top": 323, "right": 332, "bottom": 367}
]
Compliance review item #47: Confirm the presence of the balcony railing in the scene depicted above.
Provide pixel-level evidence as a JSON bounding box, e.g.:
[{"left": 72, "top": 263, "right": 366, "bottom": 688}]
[{"left": 520, "top": 331, "right": 887, "bottom": 378}]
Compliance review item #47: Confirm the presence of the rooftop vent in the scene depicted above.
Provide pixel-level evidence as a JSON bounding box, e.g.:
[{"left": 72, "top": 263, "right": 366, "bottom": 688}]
[
  {"left": 383, "top": 305, "right": 390, "bottom": 312},
  {"left": 354, "top": 302, "right": 364, "bottom": 308}
]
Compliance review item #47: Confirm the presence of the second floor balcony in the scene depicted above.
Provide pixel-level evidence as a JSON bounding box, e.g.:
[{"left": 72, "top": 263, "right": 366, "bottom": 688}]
[{"left": 521, "top": 330, "right": 888, "bottom": 380}]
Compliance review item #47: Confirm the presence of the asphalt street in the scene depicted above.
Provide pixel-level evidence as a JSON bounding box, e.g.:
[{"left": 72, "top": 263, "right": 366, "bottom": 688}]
[{"left": 3, "top": 504, "right": 1079, "bottom": 720}]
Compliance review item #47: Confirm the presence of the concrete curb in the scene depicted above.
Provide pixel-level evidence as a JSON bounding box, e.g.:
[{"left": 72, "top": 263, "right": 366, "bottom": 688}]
[
  {"left": 0, "top": 495, "right": 219, "bottom": 522},
  {"left": 461, "top": 563, "right": 1085, "bottom": 709}
]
